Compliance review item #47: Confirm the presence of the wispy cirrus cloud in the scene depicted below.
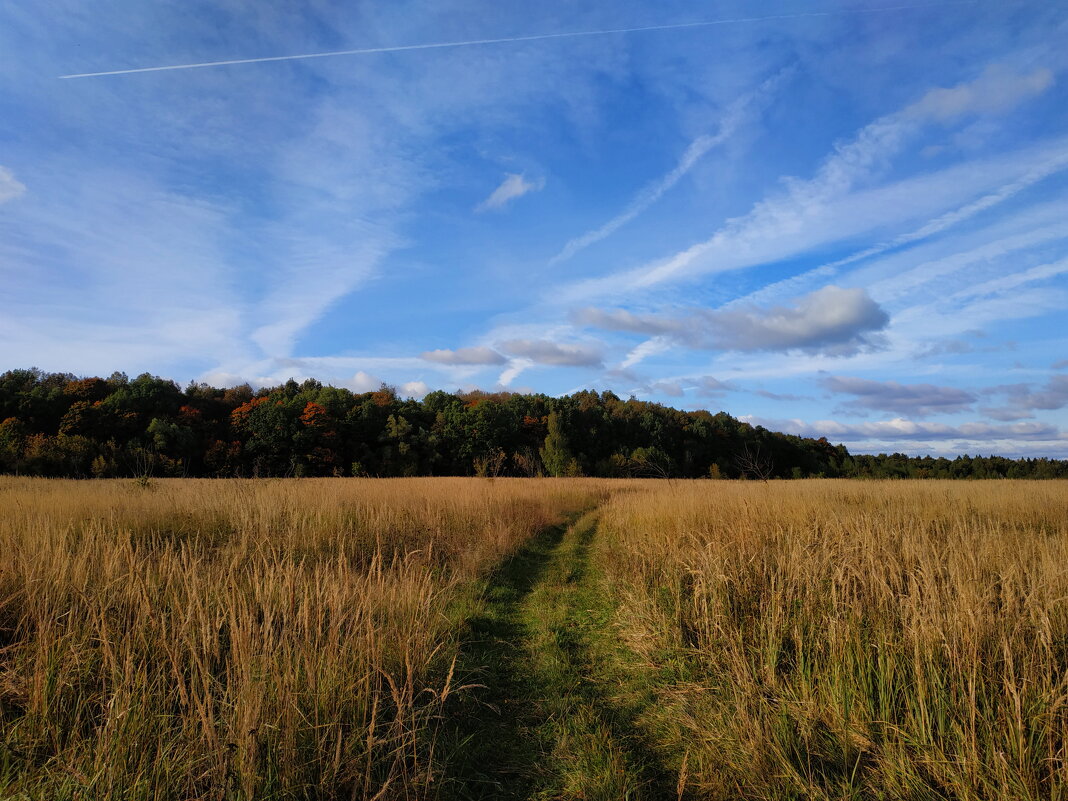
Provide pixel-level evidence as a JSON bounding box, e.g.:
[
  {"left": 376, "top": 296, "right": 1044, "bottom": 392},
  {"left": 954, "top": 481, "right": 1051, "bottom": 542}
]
[
  {"left": 555, "top": 66, "right": 1056, "bottom": 305},
  {"left": 0, "top": 166, "right": 25, "bottom": 204},
  {"left": 905, "top": 64, "right": 1052, "bottom": 122},
  {"left": 619, "top": 337, "right": 673, "bottom": 369},
  {"left": 476, "top": 173, "right": 544, "bottom": 212},
  {"left": 549, "top": 68, "right": 791, "bottom": 265}
]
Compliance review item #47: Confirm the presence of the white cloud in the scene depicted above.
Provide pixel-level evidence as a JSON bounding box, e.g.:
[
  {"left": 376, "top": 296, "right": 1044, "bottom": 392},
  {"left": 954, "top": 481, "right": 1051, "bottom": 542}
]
[
  {"left": 346, "top": 371, "right": 385, "bottom": 393},
  {"left": 575, "top": 307, "right": 675, "bottom": 336},
  {"left": 499, "top": 338, "right": 603, "bottom": 367},
  {"left": 579, "top": 286, "right": 889, "bottom": 355},
  {"left": 867, "top": 213, "right": 1068, "bottom": 304},
  {"left": 553, "top": 66, "right": 1061, "bottom": 306},
  {"left": 400, "top": 380, "right": 430, "bottom": 398},
  {"left": 475, "top": 173, "right": 544, "bottom": 212},
  {"left": 549, "top": 68, "right": 791, "bottom": 265},
  {"left": 952, "top": 257, "right": 1068, "bottom": 301},
  {"left": 248, "top": 231, "right": 394, "bottom": 358},
  {"left": 0, "top": 166, "right": 26, "bottom": 204},
  {"left": 904, "top": 65, "right": 1053, "bottom": 123},
  {"left": 421, "top": 346, "right": 507, "bottom": 365},
  {"left": 715, "top": 154, "right": 1068, "bottom": 317},
  {"left": 620, "top": 337, "right": 673, "bottom": 369},
  {"left": 0, "top": 163, "right": 247, "bottom": 377},
  {"left": 705, "top": 287, "right": 889, "bottom": 353},
  {"left": 498, "top": 358, "right": 534, "bottom": 386},
  {"left": 743, "top": 415, "right": 1068, "bottom": 457}
]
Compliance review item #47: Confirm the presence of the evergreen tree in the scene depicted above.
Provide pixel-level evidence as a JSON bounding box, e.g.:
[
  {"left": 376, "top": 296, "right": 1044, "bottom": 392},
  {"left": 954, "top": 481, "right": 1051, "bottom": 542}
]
[{"left": 539, "top": 411, "right": 572, "bottom": 477}]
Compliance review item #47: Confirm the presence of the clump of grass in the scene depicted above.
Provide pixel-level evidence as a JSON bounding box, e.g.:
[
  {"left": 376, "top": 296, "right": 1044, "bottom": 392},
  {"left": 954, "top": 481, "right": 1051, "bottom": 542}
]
[
  {"left": 0, "top": 477, "right": 601, "bottom": 800},
  {"left": 597, "top": 480, "right": 1068, "bottom": 800}
]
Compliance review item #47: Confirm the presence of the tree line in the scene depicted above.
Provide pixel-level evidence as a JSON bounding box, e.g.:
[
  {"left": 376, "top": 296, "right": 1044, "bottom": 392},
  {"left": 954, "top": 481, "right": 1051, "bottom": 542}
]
[{"left": 1, "top": 368, "right": 1065, "bottom": 480}]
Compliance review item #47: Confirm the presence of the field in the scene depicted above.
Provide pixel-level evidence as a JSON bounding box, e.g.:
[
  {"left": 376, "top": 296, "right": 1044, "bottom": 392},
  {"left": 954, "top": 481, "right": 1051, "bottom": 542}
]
[{"left": 0, "top": 478, "right": 1066, "bottom": 799}]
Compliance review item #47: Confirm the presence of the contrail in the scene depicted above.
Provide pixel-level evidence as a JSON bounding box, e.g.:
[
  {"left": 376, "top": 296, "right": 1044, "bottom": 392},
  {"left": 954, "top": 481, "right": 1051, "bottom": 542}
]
[{"left": 59, "top": 1, "right": 976, "bottom": 79}]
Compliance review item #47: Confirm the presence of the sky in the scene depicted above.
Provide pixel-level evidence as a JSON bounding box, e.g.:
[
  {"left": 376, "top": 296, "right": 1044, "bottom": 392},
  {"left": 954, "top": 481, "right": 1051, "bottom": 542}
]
[{"left": 1, "top": 1, "right": 1067, "bottom": 458}]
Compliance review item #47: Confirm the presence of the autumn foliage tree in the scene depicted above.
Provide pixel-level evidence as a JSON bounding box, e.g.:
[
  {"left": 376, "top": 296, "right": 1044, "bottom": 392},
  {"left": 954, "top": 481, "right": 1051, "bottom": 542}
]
[{"left": 1, "top": 368, "right": 1064, "bottom": 480}]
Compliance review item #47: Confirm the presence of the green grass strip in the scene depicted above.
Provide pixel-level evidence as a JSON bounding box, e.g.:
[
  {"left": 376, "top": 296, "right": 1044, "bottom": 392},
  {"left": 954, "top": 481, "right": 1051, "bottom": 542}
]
[{"left": 438, "top": 511, "right": 685, "bottom": 801}]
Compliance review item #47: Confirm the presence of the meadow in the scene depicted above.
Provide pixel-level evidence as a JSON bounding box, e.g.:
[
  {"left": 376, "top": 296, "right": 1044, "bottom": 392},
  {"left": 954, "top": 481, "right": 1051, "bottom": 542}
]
[{"left": 0, "top": 477, "right": 1065, "bottom": 800}]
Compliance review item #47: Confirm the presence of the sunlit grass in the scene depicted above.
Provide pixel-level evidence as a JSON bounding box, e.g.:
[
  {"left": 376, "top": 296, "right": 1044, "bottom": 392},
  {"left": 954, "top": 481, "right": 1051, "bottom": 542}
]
[
  {"left": 597, "top": 480, "right": 1068, "bottom": 800},
  {"left": 2, "top": 477, "right": 1065, "bottom": 799},
  {"left": 0, "top": 477, "right": 602, "bottom": 800}
]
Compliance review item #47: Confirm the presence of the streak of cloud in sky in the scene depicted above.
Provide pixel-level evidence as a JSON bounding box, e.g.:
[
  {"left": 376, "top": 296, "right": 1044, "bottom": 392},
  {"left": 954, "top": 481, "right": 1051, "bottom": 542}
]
[
  {"left": 476, "top": 174, "right": 544, "bottom": 212},
  {"left": 57, "top": 3, "right": 976, "bottom": 78},
  {"left": 2, "top": 0, "right": 1067, "bottom": 457}
]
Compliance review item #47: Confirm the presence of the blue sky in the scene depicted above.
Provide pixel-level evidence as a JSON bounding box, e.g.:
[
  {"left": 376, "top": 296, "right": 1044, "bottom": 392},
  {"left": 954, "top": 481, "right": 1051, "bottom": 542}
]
[{"left": 2, "top": 1, "right": 1067, "bottom": 457}]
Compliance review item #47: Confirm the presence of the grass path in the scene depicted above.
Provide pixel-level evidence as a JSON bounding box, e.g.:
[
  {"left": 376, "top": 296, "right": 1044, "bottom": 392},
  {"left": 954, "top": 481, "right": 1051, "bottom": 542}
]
[{"left": 438, "top": 510, "right": 682, "bottom": 801}]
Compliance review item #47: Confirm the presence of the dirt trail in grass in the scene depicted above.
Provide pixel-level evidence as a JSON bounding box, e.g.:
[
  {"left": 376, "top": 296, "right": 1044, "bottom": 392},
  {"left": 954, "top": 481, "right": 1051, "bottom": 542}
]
[{"left": 438, "top": 510, "right": 679, "bottom": 801}]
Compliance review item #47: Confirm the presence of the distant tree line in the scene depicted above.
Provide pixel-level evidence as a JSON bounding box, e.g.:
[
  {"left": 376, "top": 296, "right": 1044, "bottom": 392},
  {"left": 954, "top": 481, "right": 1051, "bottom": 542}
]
[{"left": 1, "top": 368, "right": 1065, "bottom": 480}]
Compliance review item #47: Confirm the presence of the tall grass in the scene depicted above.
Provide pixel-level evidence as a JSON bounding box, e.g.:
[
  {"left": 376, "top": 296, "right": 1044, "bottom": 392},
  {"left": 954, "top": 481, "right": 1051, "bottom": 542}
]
[
  {"left": 0, "top": 477, "right": 599, "bottom": 800},
  {"left": 598, "top": 480, "right": 1068, "bottom": 800}
]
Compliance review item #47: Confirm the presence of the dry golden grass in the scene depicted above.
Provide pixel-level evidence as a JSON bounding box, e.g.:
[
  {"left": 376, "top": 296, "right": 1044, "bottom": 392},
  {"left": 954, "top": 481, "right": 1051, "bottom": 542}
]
[
  {"left": 0, "top": 477, "right": 602, "bottom": 800},
  {"left": 597, "top": 480, "right": 1068, "bottom": 800},
  {"left": 4, "top": 477, "right": 1066, "bottom": 800}
]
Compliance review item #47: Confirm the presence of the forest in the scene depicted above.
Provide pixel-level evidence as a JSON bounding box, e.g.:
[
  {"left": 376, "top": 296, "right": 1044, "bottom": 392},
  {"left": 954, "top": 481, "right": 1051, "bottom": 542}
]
[{"left": 1, "top": 367, "right": 1066, "bottom": 480}]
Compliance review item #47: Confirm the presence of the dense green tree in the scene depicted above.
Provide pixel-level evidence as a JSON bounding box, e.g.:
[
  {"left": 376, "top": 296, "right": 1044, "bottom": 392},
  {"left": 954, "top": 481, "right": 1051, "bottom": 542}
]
[{"left": 1, "top": 368, "right": 1066, "bottom": 480}]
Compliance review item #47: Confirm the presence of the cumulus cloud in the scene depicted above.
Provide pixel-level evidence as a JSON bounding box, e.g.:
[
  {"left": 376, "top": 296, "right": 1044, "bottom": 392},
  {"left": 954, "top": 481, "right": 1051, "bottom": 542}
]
[
  {"left": 475, "top": 173, "right": 544, "bottom": 212},
  {"left": 0, "top": 166, "right": 25, "bottom": 204},
  {"left": 708, "top": 286, "right": 889, "bottom": 354},
  {"left": 400, "top": 380, "right": 430, "bottom": 399},
  {"left": 421, "top": 346, "right": 507, "bottom": 365},
  {"left": 824, "top": 376, "right": 976, "bottom": 417},
  {"left": 577, "top": 286, "right": 889, "bottom": 356},
  {"left": 499, "top": 338, "right": 603, "bottom": 367},
  {"left": 346, "top": 371, "right": 384, "bottom": 393}
]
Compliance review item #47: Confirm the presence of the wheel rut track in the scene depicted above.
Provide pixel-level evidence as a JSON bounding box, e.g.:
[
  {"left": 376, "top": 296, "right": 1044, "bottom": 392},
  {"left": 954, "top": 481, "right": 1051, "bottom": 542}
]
[{"left": 438, "top": 509, "right": 679, "bottom": 801}]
